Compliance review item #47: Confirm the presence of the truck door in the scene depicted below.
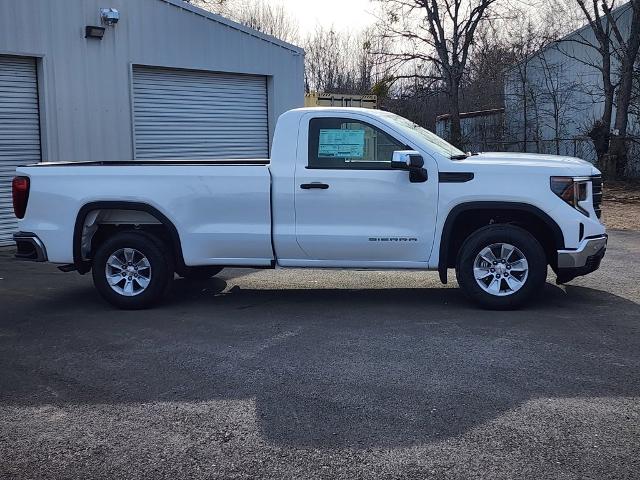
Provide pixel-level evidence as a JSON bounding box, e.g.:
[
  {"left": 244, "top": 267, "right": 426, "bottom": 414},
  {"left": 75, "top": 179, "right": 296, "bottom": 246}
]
[{"left": 293, "top": 114, "right": 438, "bottom": 266}]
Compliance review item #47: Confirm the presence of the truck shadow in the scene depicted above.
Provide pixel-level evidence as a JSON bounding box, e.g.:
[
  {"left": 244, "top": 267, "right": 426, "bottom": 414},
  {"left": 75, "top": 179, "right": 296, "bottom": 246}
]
[
  {"left": 201, "top": 283, "right": 640, "bottom": 447},
  {"left": 1, "top": 280, "right": 639, "bottom": 449}
]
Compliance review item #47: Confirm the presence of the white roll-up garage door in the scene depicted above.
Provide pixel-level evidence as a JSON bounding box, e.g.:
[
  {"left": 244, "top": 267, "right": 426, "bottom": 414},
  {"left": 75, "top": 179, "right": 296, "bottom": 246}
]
[
  {"left": 0, "top": 56, "right": 41, "bottom": 246},
  {"left": 132, "top": 66, "right": 269, "bottom": 160}
]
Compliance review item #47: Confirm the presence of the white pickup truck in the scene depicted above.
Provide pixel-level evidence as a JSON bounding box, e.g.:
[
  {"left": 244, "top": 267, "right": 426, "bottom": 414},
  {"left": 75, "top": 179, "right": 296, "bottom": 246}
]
[{"left": 12, "top": 107, "right": 607, "bottom": 310}]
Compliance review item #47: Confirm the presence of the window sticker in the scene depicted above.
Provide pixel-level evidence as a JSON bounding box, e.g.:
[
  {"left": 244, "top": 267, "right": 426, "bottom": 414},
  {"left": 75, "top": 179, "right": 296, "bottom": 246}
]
[{"left": 318, "top": 129, "right": 365, "bottom": 158}]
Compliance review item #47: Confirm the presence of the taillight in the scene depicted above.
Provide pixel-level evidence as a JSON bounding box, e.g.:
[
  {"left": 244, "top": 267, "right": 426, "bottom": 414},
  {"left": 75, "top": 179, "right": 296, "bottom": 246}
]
[{"left": 12, "top": 176, "right": 30, "bottom": 219}]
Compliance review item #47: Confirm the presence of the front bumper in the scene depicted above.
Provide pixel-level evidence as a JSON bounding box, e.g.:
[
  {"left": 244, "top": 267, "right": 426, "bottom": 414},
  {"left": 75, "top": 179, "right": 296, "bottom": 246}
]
[
  {"left": 13, "top": 232, "right": 48, "bottom": 262},
  {"left": 556, "top": 234, "right": 607, "bottom": 284}
]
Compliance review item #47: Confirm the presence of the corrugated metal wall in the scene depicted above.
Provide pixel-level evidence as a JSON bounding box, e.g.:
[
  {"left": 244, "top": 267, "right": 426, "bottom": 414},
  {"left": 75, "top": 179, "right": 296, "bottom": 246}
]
[
  {"left": 0, "top": 55, "right": 40, "bottom": 246},
  {"left": 0, "top": 0, "right": 304, "bottom": 162},
  {"left": 132, "top": 66, "right": 269, "bottom": 159}
]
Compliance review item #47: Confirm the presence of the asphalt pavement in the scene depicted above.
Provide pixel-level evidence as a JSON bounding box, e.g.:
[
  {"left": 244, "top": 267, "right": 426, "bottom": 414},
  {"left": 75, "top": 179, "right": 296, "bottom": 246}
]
[{"left": 0, "top": 230, "right": 639, "bottom": 479}]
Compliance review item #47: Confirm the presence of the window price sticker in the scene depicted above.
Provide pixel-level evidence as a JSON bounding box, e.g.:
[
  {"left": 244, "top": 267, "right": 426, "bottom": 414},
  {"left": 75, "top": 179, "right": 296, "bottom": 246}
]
[{"left": 318, "top": 129, "right": 365, "bottom": 158}]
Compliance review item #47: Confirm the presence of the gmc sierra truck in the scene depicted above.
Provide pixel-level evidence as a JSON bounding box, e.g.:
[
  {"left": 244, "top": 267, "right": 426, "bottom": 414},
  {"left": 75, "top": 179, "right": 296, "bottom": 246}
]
[{"left": 12, "top": 107, "right": 607, "bottom": 310}]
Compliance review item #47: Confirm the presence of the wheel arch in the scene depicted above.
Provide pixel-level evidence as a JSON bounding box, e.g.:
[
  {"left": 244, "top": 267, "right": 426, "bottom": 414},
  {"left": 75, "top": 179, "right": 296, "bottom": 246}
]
[
  {"left": 438, "top": 202, "right": 565, "bottom": 284},
  {"left": 73, "top": 201, "right": 185, "bottom": 274}
]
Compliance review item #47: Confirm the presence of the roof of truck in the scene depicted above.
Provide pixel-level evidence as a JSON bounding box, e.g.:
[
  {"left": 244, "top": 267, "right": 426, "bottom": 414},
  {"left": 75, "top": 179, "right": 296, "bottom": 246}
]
[{"left": 287, "top": 107, "right": 389, "bottom": 116}]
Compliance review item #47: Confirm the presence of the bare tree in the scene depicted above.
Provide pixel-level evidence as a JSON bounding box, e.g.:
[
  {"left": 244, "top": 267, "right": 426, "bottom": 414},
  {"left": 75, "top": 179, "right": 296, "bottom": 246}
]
[
  {"left": 304, "top": 28, "right": 352, "bottom": 93},
  {"left": 189, "top": 0, "right": 299, "bottom": 44},
  {"left": 508, "top": 26, "right": 539, "bottom": 151},
  {"left": 628, "top": 58, "right": 640, "bottom": 123},
  {"left": 374, "top": 0, "right": 500, "bottom": 147},
  {"left": 463, "top": 24, "right": 516, "bottom": 111},
  {"left": 575, "top": 1, "right": 616, "bottom": 140},
  {"left": 503, "top": 14, "right": 565, "bottom": 152},
  {"left": 537, "top": 55, "right": 581, "bottom": 154},
  {"left": 187, "top": 0, "right": 230, "bottom": 13},
  {"left": 304, "top": 27, "right": 384, "bottom": 95},
  {"left": 527, "top": 82, "right": 545, "bottom": 153},
  {"left": 547, "top": 0, "right": 620, "bottom": 164},
  {"left": 604, "top": 0, "right": 640, "bottom": 176},
  {"left": 230, "top": 0, "right": 299, "bottom": 43},
  {"left": 555, "top": 0, "right": 640, "bottom": 176}
]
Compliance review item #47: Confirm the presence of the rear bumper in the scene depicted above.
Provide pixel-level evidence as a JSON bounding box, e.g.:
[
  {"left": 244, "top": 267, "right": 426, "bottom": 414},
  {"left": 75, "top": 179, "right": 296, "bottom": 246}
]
[
  {"left": 556, "top": 234, "right": 607, "bottom": 284},
  {"left": 13, "top": 232, "right": 48, "bottom": 262}
]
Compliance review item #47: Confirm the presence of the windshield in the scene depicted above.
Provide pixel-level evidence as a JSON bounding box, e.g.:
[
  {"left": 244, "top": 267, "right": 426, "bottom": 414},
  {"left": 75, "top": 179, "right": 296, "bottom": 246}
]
[{"left": 378, "top": 111, "right": 466, "bottom": 158}]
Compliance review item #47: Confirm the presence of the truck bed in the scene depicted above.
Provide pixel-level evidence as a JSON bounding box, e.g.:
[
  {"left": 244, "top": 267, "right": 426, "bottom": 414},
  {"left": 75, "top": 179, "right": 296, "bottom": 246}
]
[{"left": 17, "top": 161, "right": 274, "bottom": 266}]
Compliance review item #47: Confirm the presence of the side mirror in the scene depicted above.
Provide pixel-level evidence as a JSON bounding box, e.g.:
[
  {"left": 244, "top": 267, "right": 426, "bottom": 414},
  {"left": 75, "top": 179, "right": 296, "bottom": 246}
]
[
  {"left": 391, "top": 150, "right": 424, "bottom": 170},
  {"left": 391, "top": 150, "right": 428, "bottom": 183}
]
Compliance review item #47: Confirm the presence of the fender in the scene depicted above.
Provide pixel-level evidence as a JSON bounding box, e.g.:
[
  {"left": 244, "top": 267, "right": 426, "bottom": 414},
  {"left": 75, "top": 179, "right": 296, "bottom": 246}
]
[
  {"left": 437, "top": 201, "right": 566, "bottom": 284},
  {"left": 73, "top": 201, "right": 185, "bottom": 274}
]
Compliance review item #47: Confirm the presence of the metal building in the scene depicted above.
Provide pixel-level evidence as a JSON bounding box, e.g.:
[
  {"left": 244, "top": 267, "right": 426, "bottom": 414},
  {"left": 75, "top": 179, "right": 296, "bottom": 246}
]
[
  {"left": 0, "top": 0, "right": 304, "bottom": 245},
  {"left": 503, "top": 2, "right": 640, "bottom": 176},
  {"left": 436, "top": 108, "right": 505, "bottom": 153}
]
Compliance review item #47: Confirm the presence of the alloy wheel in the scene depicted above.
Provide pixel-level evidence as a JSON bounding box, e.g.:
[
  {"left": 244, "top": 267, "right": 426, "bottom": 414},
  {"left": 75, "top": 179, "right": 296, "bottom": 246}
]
[{"left": 473, "top": 243, "right": 529, "bottom": 297}]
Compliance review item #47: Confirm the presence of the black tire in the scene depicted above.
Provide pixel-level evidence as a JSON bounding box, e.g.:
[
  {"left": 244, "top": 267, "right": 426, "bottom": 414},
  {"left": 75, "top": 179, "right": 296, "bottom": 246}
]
[
  {"left": 179, "top": 266, "right": 224, "bottom": 281},
  {"left": 455, "top": 224, "right": 547, "bottom": 310},
  {"left": 92, "top": 231, "right": 174, "bottom": 310}
]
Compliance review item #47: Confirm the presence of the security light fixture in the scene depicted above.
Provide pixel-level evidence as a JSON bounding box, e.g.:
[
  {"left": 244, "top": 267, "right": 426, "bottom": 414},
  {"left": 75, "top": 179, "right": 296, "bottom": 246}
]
[
  {"left": 85, "top": 26, "right": 106, "bottom": 39},
  {"left": 100, "top": 8, "right": 120, "bottom": 26}
]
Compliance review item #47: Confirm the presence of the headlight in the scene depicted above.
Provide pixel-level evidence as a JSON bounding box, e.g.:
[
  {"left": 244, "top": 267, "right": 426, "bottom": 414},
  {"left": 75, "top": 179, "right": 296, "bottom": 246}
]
[{"left": 550, "top": 176, "right": 589, "bottom": 216}]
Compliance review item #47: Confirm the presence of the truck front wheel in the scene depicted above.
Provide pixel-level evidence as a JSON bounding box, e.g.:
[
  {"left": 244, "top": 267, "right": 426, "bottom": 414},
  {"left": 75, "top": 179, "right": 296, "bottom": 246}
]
[
  {"left": 92, "top": 231, "right": 173, "bottom": 310},
  {"left": 455, "top": 225, "right": 547, "bottom": 310}
]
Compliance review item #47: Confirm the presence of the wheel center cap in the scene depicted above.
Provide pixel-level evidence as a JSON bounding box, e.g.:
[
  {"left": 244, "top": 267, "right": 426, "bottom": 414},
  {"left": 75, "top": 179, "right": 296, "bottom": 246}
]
[{"left": 496, "top": 264, "right": 507, "bottom": 275}]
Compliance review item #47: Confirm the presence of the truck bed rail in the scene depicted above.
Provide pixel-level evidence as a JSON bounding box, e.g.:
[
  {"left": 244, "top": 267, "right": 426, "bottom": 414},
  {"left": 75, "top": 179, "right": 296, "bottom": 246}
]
[{"left": 28, "top": 160, "right": 271, "bottom": 167}]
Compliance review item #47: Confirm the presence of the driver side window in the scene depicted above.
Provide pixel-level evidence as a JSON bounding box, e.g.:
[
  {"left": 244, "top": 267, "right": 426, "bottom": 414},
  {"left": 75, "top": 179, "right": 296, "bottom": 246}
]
[{"left": 308, "top": 117, "right": 405, "bottom": 169}]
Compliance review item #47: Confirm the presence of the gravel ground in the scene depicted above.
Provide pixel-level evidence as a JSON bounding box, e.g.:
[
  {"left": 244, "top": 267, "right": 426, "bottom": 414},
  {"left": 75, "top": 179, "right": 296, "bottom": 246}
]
[
  {"left": 602, "top": 180, "right": 640, "bottom": 230},
  {"left": 0, "top": 230, "right": 639, "bottom": 480}
]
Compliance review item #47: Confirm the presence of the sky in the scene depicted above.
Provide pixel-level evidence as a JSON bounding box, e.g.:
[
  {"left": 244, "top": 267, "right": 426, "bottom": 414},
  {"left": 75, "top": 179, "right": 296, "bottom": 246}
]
[{"left": 277, "top": 0, "right": 378, "bottom": 34}]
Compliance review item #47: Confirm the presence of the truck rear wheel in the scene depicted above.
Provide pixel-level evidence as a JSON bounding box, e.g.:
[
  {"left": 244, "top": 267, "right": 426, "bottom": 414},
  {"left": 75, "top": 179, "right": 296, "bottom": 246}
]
[
  {"left": 92, "top": 231, "right": 173, "bottom": 310},
  {"left": 455, "top": 225, "right": 547, "bottom": 310}
]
